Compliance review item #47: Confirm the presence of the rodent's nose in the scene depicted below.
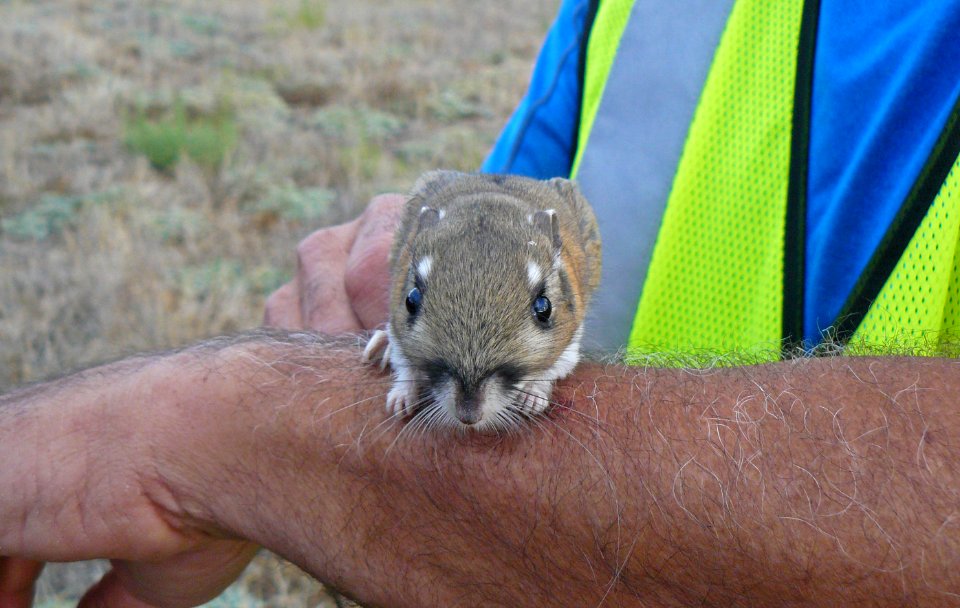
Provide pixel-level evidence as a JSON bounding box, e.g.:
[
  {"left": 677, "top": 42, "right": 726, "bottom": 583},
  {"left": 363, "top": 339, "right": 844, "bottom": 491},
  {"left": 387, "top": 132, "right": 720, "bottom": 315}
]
[
  {"left": 455, "top": 395, "right": 482, "bottom": 425},
  {"left": 456, "top": 408, "right": 481, "bottom": 425}
]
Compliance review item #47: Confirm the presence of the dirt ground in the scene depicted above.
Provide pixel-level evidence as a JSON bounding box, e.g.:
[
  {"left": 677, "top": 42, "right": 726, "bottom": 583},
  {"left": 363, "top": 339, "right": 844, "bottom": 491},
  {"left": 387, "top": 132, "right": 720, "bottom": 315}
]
[{"left": 0, "top": 0, "right": 557, "bottom": 604}]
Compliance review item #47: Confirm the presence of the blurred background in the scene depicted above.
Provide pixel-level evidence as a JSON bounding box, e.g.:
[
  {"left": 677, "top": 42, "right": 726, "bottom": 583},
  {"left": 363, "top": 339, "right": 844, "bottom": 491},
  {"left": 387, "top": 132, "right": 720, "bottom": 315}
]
[{"left": 0, "top": 0, "right": 556, "bottom": 604}]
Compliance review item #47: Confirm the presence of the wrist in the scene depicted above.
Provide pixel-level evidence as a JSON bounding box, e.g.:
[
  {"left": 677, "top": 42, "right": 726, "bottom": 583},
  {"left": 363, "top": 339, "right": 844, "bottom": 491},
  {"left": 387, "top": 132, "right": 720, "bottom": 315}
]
[
  {"left": 0, "top": 355, "right": 192, "bottom": 561},
  {"left": 144, "top": 334, "right": 377, "bottom": 555}
]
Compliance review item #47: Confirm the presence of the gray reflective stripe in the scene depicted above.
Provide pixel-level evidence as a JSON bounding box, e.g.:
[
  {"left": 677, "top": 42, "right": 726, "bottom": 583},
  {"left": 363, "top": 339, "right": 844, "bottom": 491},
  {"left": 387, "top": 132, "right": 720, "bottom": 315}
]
[{"left": 576, "top": 0, "right": 735, "bottom": 351}]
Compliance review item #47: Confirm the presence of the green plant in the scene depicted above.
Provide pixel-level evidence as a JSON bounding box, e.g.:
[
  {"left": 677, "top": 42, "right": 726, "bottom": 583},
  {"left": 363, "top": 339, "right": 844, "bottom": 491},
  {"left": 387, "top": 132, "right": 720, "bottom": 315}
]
[
  {"left": 427, "top": 89, "right": 489, "bottom": 122},
  {"left": 310, "top": 105, "right": 403, "bottom": 182},
  {"left": 248, "top": 185, "right": 335, "bottom": 222},
  {"left": 181, "top": 13, "right": 222, "bottom": 36},
  {"left": 183, "top": 116, "right": 237, "bottom": 169},
  {"left": 289, "top": 0, "right": 326, "bottom": 30},
  {"left": 311, "top": 105, "right": 404, "bottom": 141},
  {"left": 1, "top": 191, "right": 114, "bottom": 241},
  {"left": 250, "top": 265, "right": 289, "bottom": 295},
  {"left": 179, "top": 258, "right": 244, "bottom": 298},
  {"left": 124, "top": 112, "right": 185, "bottom": 171},
  {"left": 148, "top": 207, "right": 209, "bottom": 244},
  {"left": 123, "top": 101, "right": 237, "bottom": 173}
]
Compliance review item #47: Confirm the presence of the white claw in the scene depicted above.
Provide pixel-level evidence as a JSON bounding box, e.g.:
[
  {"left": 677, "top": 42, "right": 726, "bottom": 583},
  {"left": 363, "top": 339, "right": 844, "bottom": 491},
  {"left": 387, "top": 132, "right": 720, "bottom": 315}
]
[
  {"left": 386, "top": 385, "right": 408, "bottom": 416},
  {"left": 386, "top": 362, "right": 418, "bottom": 417},
  {"left": 362, "top": 329, "right": 390, "bottom": 366},
  {"left": 380, "top": 341, "right": 392, "bottom": 371},
  {"left": 517, "top": 380, "right": 553, "bottom": 414}
]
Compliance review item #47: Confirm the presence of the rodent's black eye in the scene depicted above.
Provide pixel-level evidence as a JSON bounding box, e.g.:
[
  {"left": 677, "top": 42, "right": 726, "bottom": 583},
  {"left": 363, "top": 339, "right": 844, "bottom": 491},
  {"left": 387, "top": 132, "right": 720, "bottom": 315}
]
[
  {"left": 532, "top": 295, "right": 552, "bottom": 324},
  {"left": 406, "top": 287, "right": 422, "bottom": 315}
]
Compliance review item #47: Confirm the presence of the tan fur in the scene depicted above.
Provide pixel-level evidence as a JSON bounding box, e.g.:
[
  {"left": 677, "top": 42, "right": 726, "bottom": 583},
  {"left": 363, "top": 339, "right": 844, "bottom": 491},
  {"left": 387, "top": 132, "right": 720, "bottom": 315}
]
[{"left": 372, "top": 170, "right": 601, "bottom": 428}]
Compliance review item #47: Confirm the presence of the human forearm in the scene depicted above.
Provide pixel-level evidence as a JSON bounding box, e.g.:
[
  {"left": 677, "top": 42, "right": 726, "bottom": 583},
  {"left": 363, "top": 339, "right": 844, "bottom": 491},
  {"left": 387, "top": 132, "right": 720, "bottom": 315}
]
[
  {"left": 4, "top": 336, "right": 960, "bottom": 607},
  {"left": 147, "top": 333, "right": 630, "bottom": 605},
  {"left": 156, "top": 342, "right": 960, "bottom": 605},
  {"left": 590, "top": 357, "right": 960, "bottom": 605}
]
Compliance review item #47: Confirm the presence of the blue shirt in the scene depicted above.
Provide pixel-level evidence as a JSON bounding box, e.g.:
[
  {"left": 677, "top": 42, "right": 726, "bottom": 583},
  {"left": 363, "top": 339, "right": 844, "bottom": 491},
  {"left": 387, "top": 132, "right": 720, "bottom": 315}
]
[{"left": 484, "top": 0, "right": 960, "bottom": 346}]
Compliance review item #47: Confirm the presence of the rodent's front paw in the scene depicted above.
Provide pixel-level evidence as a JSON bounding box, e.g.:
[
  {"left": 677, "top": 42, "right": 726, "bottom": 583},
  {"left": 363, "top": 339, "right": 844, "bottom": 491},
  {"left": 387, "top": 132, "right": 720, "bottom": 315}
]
[
  {"left": 365, "top": 326, "right": 420, "bottom": 418},
  {"left": 515, "top": 380, "right": 553, "bottom": 414},
  {"left": 362, "top": 328, "right": 391, "bottom": 371},
  {"left": 386, "top": 364, "right": 418, "bottom": 418},
  {"left": 386, "top": 384, "right": 414, "bottom": 417}
]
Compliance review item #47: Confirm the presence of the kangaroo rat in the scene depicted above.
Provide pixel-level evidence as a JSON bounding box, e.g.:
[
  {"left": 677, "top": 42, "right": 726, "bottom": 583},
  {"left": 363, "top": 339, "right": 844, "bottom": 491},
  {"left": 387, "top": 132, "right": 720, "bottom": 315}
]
[{"left": 363, "top": 170, "right": 601, "bottom": 432}]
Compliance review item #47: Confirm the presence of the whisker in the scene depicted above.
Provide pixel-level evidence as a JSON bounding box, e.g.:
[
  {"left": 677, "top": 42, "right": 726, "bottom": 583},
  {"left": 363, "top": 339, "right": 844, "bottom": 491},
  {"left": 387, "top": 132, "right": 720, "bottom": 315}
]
[
  {"left": 359, "top": 406, "right": 406, "bottom": 448},
  {"left": 381, "top": 393, "right": 441, "bottom": 452},
  {"left": 384, "top": 408, "right": 422, "bottom": 456},
  {"left": 314, "top": 391, "right": 391, "bottom": 424},
  {"left": 510, "top": 387, "right": 608, "bottom": 429},
  {"left": 420, "top": 404, "right": 448, "bottom": 437},
  {"left": 366, "top": 396, "right": 428, "bottom": 446}
]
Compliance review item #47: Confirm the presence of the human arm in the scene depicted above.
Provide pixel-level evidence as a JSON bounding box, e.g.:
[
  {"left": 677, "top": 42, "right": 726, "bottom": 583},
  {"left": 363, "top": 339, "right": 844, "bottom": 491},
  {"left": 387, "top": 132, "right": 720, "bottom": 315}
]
[
  {"left": 0, "top": 191, "right": 405, "bottom": 608},
  {"left": 3, "top": 331, "right": 960, "bottom": 607}
]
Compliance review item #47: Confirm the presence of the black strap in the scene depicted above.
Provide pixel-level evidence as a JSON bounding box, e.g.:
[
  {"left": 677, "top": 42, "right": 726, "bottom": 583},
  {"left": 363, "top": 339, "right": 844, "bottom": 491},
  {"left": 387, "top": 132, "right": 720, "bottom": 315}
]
[
  {"left": 833, "top": 89, "right": 960, "bottom": 341},
  {"left": 782, "top": 0, "right": 821, "bottom": 351},
  {"left": 572, "top": 0, "right": 602, "bottom": 163}
]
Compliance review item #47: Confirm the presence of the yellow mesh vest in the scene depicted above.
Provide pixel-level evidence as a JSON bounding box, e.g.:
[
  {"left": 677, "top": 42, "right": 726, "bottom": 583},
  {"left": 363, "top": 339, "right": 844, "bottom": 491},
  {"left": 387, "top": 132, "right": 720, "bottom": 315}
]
[
  {"left": 627, "top": 0, "right": 804, "bottom": 359},
  {"left": 575, "top": 0, "right": 960, "bottom": 358},
  {"left": 850, "top": 161, "right": 960, "bottom": 354}
]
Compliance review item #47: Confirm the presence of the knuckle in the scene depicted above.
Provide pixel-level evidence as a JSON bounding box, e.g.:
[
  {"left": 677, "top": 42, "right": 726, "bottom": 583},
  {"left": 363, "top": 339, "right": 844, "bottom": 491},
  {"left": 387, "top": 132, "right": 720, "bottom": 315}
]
[
  {"left": 343, "top": 261, "right": 368, "bottom": 303},
  {"left": 263, "top": 284, "right": 293, "bottom": 322},
  {"left": 347, "top": 241, "right": 389, "bottom": 283},
  {"left": 295, "top": 235, "right": 319, "bottom": 264},
  {"left": 365, "top": 194, "right": 406, "bottom": 220},
  {"left": 264, "top": 290, "right": 282, "bottom": 314}
]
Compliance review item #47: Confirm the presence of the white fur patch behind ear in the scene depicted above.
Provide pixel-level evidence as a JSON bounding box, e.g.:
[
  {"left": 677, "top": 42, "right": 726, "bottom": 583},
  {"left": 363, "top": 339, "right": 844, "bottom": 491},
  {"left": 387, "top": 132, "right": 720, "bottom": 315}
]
[
  {"left": 417, "top": 256, "right": 433, "bottom": 279},
  {"left": 527, "top": 260, "right": 543, "bottom": 288}
]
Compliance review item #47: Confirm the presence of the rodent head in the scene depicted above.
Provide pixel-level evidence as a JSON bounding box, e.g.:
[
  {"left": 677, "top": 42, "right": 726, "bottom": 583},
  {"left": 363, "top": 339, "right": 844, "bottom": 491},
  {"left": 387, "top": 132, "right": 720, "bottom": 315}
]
[{"left": 388, "top": 172, "right": 596, "bottom": 432}]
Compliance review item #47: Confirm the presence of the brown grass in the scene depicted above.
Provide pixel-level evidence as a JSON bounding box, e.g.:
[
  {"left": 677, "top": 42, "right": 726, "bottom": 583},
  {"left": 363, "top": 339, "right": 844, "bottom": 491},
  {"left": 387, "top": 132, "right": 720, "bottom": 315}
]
[{"left": 0, "top": 0, "right": 557, "bottom": 604}]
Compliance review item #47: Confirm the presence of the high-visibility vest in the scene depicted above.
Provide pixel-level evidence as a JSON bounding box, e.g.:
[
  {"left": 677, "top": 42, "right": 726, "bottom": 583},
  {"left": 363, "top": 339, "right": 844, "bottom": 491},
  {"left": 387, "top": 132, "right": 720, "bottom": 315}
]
[{"left": 572, "top": 0, "right": 960, "bottom": 359}]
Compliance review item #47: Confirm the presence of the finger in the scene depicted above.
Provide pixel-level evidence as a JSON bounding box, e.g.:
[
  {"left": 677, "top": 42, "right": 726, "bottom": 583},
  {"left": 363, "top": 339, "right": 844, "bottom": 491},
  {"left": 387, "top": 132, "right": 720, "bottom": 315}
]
[
  {"left": 263, "top": 281, "right": 303, "bottom": 329},
  {"left": 78, "top": 570, "right": 155, "bottom": 608},
  {"left": 345, "top": 194, "right": 406, "bottom": 329},
  {"left": 79, "top": 541, "right": 258, "bottom": 608},
  {"left": 0, "top": 557, "right": 44, "bottom": 608},
  {"left": 296, "top": 222, "right": 363, "bottom": 333}
]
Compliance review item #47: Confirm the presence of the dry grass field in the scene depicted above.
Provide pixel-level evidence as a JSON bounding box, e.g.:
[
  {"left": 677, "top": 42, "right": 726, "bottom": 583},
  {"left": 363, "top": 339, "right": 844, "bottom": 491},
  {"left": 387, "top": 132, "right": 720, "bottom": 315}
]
[{"left": 0, "top": 0, "right": 557, "bottom": 604}]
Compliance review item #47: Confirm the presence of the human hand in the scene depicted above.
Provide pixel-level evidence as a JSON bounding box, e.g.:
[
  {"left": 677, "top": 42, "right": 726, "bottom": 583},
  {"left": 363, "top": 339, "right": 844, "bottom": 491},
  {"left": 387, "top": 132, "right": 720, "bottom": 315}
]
[
  {"left": 264, "top": 193, "right": 405, "bottom": 332},
  {"left": 0, "top": 358, "right": 260, "bottom": 608},
  {"left": 0, "top": 193, "right": 406, "bottom": 608},
  {"left": 0, "top": 546, "right": 258, "bottom": 608}
]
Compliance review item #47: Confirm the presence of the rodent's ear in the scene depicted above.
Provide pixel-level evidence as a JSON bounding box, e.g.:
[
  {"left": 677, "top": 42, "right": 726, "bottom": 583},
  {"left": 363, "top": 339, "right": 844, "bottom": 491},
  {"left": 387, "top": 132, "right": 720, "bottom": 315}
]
[
  {"left": 410, "top": 170, "right": 465, "bottom": 199},
  {"left": 545, "top": 177, "right": 602, "bottom": 297},
  {"left": 531, "top": 209, "right": 561, "bottom": 251},
  {"left": 546, "top": 177, "right": 579, "bottom": 198},
  {"left": 417, "top": 206, "right": 441, "bottom": 232}
]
